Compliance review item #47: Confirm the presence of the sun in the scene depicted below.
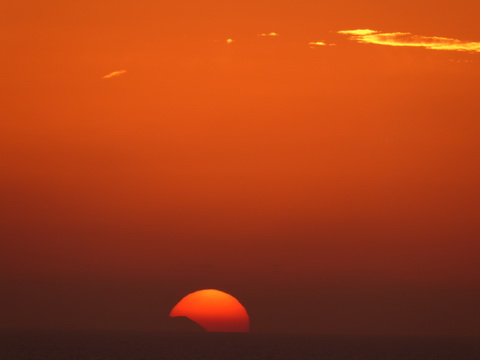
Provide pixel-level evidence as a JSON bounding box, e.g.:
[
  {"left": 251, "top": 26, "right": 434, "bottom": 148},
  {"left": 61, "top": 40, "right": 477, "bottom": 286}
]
[{"left": 169, "top": 289, "right": 250, "bottom": 332}]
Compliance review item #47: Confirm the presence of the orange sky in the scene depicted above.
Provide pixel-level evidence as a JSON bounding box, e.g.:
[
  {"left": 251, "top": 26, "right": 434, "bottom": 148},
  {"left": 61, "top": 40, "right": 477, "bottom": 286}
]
[{"left": 1, "top": 0, "right": 480, "bottom": 335}]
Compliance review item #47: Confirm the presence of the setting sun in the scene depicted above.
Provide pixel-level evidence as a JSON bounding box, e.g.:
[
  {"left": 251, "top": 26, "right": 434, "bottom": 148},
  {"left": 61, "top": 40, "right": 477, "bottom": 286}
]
[{"left": 169, "top": 289, "right": 250, "bottom": 332}]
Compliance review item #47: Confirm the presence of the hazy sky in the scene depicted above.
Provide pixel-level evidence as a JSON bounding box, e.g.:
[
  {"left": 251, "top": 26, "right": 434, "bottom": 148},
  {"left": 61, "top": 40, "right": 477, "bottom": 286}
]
[{"left": 1, "top": 0, "right": 479, "bottom": 335}]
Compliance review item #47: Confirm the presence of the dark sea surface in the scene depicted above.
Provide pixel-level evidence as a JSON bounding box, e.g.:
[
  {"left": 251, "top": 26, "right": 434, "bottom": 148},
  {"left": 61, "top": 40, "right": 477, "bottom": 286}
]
[{"left": 1, "top": 330, "right": 479, "bottom": 360}]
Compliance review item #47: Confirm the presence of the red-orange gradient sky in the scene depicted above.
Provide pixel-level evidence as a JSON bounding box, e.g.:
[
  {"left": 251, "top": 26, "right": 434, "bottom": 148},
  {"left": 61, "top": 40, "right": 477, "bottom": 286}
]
[{"left": 1, "top": 0, "right": 480, "bottom": 336}]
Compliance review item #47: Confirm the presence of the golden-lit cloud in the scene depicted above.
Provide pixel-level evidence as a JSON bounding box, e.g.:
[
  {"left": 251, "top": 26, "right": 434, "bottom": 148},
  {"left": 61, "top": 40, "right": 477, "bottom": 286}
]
[
  {"left": 102, "top": 70, "right": 127, "bottom": 79},
  {"left": 338, "top": 29, "right": 480, "bottom": 53},
  {"left": 338, "top": 29, "right": 378, "bottom": 36},
  {"left": 258, "top": 32, "right": 279, "bottom": 37},
  {"left": 308, "top": 41, "right": 336, "bottom": 47}
]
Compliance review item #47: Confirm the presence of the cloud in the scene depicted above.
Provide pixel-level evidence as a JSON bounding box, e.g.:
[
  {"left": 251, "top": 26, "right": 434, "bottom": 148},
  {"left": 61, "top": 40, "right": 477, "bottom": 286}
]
[
  {"left": 338, "top": 29, "right": 480, "bottom": 53},
  {"left": 338, "top": 29, "right": 378, "bottom": 36},
  {"left": 308, "top": 41, "right": 336, "bottom": 47},
  {"left": 258, "top": 32, "right": 279, "bottom": 37},
  {"left": 102, "top": 70, "right": 127, "bottom": 79}
]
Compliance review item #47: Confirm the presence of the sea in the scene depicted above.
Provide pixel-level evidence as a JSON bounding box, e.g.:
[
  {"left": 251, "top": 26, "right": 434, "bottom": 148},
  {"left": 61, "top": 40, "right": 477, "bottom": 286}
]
[{"left": 1, "top": 330, "right": 479, "bottom": 360}]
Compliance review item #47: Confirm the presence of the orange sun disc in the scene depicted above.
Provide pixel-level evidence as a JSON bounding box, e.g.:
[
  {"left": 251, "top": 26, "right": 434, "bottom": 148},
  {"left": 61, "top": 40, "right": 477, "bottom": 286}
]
[{"left": 169, "top": 289, "right": 250, "bottom": 332}]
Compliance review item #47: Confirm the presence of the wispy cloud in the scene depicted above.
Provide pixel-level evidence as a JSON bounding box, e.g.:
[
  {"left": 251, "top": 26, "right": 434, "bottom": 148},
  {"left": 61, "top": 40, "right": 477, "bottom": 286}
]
[
  {"left": 338, "top": 29, "right": 480, "bottom": 53},
  {"left": 258, "top": 32, "right": 279, "bottom": 37},
  {"left": 102, "top": 70, "right": 127, "bottom": 79},
  {"left": 338, "top": 29, "right": 378, "bottom": 36},
  {"left": 308, "top": 41, "right": 336, "bottom": 47}
]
